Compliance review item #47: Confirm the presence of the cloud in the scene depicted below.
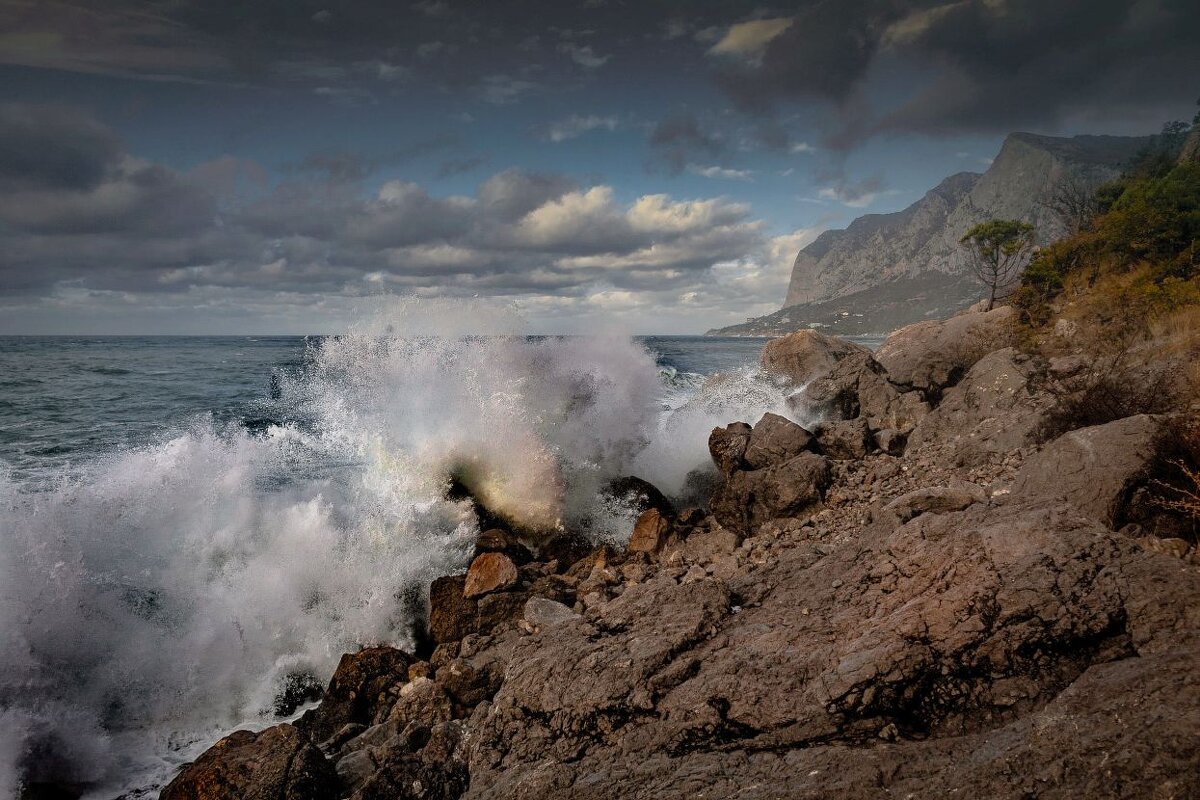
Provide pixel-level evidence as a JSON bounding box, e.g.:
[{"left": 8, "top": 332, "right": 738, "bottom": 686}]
[
  {"left": 648, "top": 113, "right": 725, "bottom": 175},
  {"left": 708, "top": 17, "right": 793, "bottom": 61},
  {"left": 0, "top": 103, "right": 794, "bottom": 333},
  {"left": 542, "top": 114, "right": 619, "bottom": 142},
  {"left": 558, "top": 43, "right": 611, "bottom": 69},
  {"left": 816, "top": 175, "right": 897, "bottom": 208},
  {"left": 0, "top": 104, "right": 122, "bottom": 191},
  {"left": 480, "top": 74, "right": 539, "bottom": 104},
  {"left": 711, "top": 0, "right": 1200, "bottom": 147},
  {"left": 687, "top": 165, "right": 753, "bottom": 181}
]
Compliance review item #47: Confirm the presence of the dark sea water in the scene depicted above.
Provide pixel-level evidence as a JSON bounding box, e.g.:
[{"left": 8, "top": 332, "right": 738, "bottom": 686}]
[{"left": 0, "top": 330, "right": 875, "bottom": 798}]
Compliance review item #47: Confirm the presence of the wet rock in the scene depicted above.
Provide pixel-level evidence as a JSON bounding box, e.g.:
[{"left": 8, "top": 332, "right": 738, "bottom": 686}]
[
  {"left": 473, "top": 529, "right": 533, "bottom": 565},
  {"left": 626, "top": 507, "right": 672, "bottom": 556},
  {"left": 307, "top": 647, "right": 412, "bottom": 743},
  {"left": 760, "top": 330, "right": 870, "bottom": 385},
  {"left": 603, "top": 475, "right": 675, "bottom": 518},
  {"left": 464, "top": 552, "right": 519, "bottom": 599},
  {"left": 876, "top": 305, "right": 1015, "bottom": 394},
  {"left": 384, "top": 676, "right": 453, "bottom": 728},
  {"left": 429, "top": 575, "right": 476, "bottom": 645},
  {"left": 1009, "top": 414, "right": 1161, "bottom": 527},
  {"left": 536, "top": 530, "right": 593, "bottom": 571},
  {"left": 744, "top": 412, "right": 814, "bottom": 469},
  {"left": 710, "top": 452, "right": 831, "bottom": 535},
  {"left": 348, "top": 721, "right": 468, "bottom": 800},
  {"left": 816, "top": 418, "right": 872, "bottom": 460},
  {"left": 160, "top": 725, "right": 336, "bottom": 800},
  {"left": 883, "top": 483, "right": 987, "bottom": 523},
  {"left": 708, "top": 422, "right": 752, "bottom": 474}
]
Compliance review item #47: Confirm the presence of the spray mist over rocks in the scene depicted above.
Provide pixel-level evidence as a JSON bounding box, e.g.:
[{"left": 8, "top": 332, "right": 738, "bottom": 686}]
[{"left": 0, "top": 299, "right": 793, "bottom": 797}]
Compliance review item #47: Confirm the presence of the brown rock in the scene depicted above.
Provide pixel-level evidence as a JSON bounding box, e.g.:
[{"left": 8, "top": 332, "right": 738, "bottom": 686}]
[
  {"left": 710, "top": 452, "right": 831, "bottom": 535},
  {"left": 908, "top": 347, "right": 1047, "bottom": 465},
  {"left": 708, "top": 422, "right": 751, "bottom": 474},
  {"left": 429, "top": 575, "right": 476, "bottom": 645},
  {"left": 463, "top": 552, "right": 519, "bottom": 599},
  {"left": 161, "top": 724, "right": 336, "bottom": 800},
  {"left": 883, "top": 483, "right": 987, "bottom": 523},
  {"left": 307, "top": 646, "right": 412, "bottom": 743},
  {"left": 743, "top": 412, "right": 814, "bottom": 469},
  {"left": 473, "top": 529, "right": 533, "bottom": 565},
  {"left": 816, "top": 418, "right": 872, "bottom": 460},
  {"left": 1009, "top": 414, "right": 1161, "bottom": 527},
  {"left": 876, "top": 305, "right": 1016, "bottom": 394},
  {"left": 760, "top": 330, "right": 870, "bottom": 385},
  {"left": 626, "top": 508, "right": 671, "bottom": 555}
]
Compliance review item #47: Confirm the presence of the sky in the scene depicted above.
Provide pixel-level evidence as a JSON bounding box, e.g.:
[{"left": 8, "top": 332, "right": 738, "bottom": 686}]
[{"left": 0, "top": 0, "right": 1197, "bottom": 334}]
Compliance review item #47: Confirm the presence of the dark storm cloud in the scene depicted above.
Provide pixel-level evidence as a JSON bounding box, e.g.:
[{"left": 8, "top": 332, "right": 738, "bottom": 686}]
[
  {"left": 712, "top": 0, "right": 1200, "bottom": 145},
  {"left": 647, "top": 113, "right": 726, "bottom": 175},
  {"left": 0, "top": 104, "right": 122, "bottom": 190},
  {"left": 0, "top": 104, "right": 770, "bottom": 305}
]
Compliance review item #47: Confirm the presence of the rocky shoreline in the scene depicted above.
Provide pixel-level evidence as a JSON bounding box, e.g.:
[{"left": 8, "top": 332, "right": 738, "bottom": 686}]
[{"left": 161, "top": 304, "right": 1200, "bottom": 800}]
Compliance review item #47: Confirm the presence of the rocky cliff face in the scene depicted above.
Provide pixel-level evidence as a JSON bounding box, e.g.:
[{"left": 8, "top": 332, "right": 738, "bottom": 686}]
[
  {"left": 713, "top": 133, "right": 1154, "bottom": 337},
  {"left": 159, "top": 307, "right": 1200, "bottom": 800}
]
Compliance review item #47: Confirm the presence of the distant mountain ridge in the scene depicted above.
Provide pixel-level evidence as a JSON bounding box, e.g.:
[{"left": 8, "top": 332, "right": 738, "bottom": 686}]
[{"left": 709, "top": 132, "right": 1155, "bottom": 336}]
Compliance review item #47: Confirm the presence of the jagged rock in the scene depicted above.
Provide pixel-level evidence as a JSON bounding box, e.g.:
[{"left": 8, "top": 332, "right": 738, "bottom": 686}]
[
  {"left": 430, "top": 575, "right": 527, "bottom": 645},
  {"left": 536, "top": 530, "right": 593, "bottom": 571},
  {"left": 464, "top": 552, "right": 519, "bottom": 599},
  {"left": 382, "top": 676, "right": 453, "bottom": 729},
  {"left": 160, "top": 725, "right": 337, "bottom": 800},
  {"left": 1009, "top": 414, "right": 1161, "bottom": 527},
  {"left": 626, "top": 508, "right": 671, "bottom": 555},
  {"left": 816, "top": 418, "right": 872, "bottom": 460},
  {"left": 710, "top": 452, "right": 831, "bottom": 535},
  {"left": 708, "top": 422, "right": 751, "bottom": 474},
  {"left": 473, "top": 529, "right": 532, "bottom": 565},
  {"left": 743, "top": 412, "right": 814, "bottom": 469},
  {"left": 876, "top": 305, "right": 1016, "bottom": 394},
  {"left": 760, "top": 330, "right": 870, "bottom": 385},
  {"left": 907, "top": 347, "right": 1046, "bottom": 465},
  {"left": 435, "top": 633, "right": 516, "bottom": 709},
  {"left": 874, "top": 428, "right": 907, "bottom": 455},
  {"left": 796, "top": 351, "right": 929, "bottom": 434},
  {"left": 883, "top": 483, "right": 987, "bottom": 523},
  {"left": 523, "top": 597, "right": 579, "bottom": 629},
  {"left": 306, "top": 647, "right": 412, "bottom": 743},
  {"left": 348, "top": 721, "right": 468, "bottom": 800},
  {"left": 429, "top": 575, "right": 475, "bottom": 644}
]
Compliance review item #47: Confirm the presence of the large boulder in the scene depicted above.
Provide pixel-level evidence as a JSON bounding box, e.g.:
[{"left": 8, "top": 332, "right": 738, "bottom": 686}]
[
  {"left": 798, "top": 352, "right": 929, "bottom": 434},
  {"left": 760, "top": 330, "right": 870, "bottom": 385},
  {"left": 907, "top": 347, "right": 1047, "bottom": 465},
  {"left": 708, "top": 422, "right": 752, "bottom": 474},
  {"left": 816, "top": 418, "right": 872, "bottom": 460},
  {"left": 161, "top": 724, "right": 337, "bottom": 800},
  {"left": 709, "top": 452, "right": 831, "bottom": 535},
  {"left": 1009, "top": 414, "right": 1162, "bottom": 527},
  {"left": 306, "top": 647, "right": 412, "bottom": 743},
  {"left": 743, "top": 412, "right": 814, "bottom": 469},
  {"left": 876, "top": 305, "right": 1016, "bottom": 395}
]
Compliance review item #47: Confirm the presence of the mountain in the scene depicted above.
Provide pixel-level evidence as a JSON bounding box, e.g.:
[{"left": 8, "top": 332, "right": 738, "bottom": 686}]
[{"left": 709, "top": 132, "right": 1155, "bottom": 336}]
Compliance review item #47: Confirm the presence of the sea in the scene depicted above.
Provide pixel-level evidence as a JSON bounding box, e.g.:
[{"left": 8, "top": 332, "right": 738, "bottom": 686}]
[{"left": 0, "top": 321, "right": 881, "bottom": 798}]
